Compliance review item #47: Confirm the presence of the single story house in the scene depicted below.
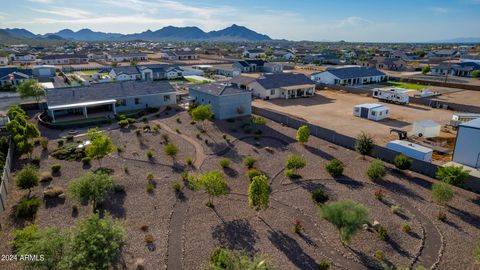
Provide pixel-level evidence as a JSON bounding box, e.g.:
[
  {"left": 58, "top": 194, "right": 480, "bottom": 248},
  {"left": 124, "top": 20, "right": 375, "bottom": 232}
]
[
  {"left": 9, "top": 53, "right": 36, "bottom": 63},
  {"left": 430, "top": 62, "right": 480, "bottom": 77},
  {"left": 243, "top": 49, "right": 266, "bottom": 59},
  {"left": 106, "top": 52, "right": 148, "bottom": 63},
  {"left": 233, "top": 60, "right": 283, "bottom": 73},
  {"left": 45, "top": 80, "right": 177, "bottom": 123},
  {"left": 231, "top": 73, "right": 316, "bottom": 100},
  {"left": 360, "top": 57, "right": 407, "bottom": 71},
  {"left": 311, "top": 67, "right": 386, "bottom": 86},
  {"left": 163, "top": 51, "right": 198, "bottom": 61},
  {"left": 109, "top": 66, "right": 142, "bottom": 81},
  {"left": 272, "top": 51, "right": 295, "bottom": 60},
  {"left": 40, "top": 54, "right": 88, "bottom": 65},
  {"left": 189, "top": 83, "right": 251, "bottom": 120},
  {"left": 453, "top": 118, "right": 480, "bottom": 168},
  {"left": 0, "top": 67, "right": 33, "bottom": 87},
  {"left": 303, "top": 54, "right": 340, "bottom": 65}
]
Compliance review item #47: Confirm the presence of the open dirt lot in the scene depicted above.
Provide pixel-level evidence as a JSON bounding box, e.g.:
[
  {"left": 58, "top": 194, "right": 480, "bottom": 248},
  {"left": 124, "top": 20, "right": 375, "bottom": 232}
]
[
  {"left": 253, "top": 90, "right": 456, "bottom": 145},
  {"left": 1, "top": 108, "right": 480, "bottom": 270}
]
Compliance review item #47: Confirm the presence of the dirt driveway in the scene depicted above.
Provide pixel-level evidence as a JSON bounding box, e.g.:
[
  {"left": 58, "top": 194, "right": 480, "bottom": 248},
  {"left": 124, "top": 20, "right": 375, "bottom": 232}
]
[{"left": 253, "top": 90, "right": 457, "bottom": 145}]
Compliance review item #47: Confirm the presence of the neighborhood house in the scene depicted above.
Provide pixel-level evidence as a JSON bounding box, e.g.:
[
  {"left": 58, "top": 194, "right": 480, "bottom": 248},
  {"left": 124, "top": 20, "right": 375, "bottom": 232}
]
[{"left": 311, "top": 67, "right": 386, "bottom": 85}]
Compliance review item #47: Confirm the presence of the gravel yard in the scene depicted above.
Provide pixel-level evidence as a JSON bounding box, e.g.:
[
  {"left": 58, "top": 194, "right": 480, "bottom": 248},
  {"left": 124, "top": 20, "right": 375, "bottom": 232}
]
[{"left": 1, "top": 108, "right": 479, "bottom": 270}]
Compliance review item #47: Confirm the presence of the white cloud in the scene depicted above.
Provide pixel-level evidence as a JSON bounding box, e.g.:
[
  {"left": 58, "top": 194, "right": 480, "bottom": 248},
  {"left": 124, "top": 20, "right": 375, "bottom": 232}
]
[
  {"left": 430, "top": 7, "right": 450, "bottom": 14},
  {"left": 338, "top": 17, "right": 373, "bottom": 28},
  {"left": 30, "top": 7, "right": 93, "bottom": 19}
]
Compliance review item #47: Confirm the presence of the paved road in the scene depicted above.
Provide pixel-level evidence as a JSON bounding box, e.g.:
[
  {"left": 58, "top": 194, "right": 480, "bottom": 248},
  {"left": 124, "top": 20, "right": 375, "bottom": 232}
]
[{"left": 0, "top": 94, "right": 22, "bottom": 112}]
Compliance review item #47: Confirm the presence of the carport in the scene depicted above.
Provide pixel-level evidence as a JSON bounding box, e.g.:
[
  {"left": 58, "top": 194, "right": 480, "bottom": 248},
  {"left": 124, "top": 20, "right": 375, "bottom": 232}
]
[{"left": 48, "top": 99, "right": 117, "bottom": 123}]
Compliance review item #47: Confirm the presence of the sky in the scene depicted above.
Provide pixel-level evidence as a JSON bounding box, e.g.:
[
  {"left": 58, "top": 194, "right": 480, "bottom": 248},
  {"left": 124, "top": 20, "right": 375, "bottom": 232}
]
[{"left": 1, "top": 0, "right": 480, "bottom": 42}]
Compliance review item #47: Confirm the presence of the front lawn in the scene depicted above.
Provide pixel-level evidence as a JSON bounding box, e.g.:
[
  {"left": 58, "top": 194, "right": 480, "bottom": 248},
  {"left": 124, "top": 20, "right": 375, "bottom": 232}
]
[{"left": 381, "top": 81, "right": 427, "bottom": 91}]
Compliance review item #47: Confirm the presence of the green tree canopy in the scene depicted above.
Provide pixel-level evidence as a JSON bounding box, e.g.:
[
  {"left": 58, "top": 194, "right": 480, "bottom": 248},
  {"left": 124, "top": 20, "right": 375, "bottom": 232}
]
[
  {"left": 60, "top": 213, "right": 125, "bottom": 270},
  {"left": 431, "top": 182, "right": 454, "bottom": 206},
  {"left": 68, "top": 172, "right": 114, "bottom": 212},
  {"left": 209, "top": 248, "right": 273, "bottom": 270},
  {"left": 296, "top": 125, "right": 310, "bottom": 144},
  {"left": 436, "top": 165, "right": 470, "bottom": 186},
  {"left": 197, "top": 170, "right": 228, "bottom": 207},
  {"left": 16, "top": 164, "right": 39, "bottom": 197},
  {"left": 12, "top": 225, "right": 65, "bottom": 270},
  {"left": 472, "top": 70, "right": 480, "bottom": 78},
  {"left": 394, "top": 154, "right": 413, "bottom": 171},
  {"left": 191, "top": 105, "right": 213, "bottom": 129},
  {"left": 285, "top": 154, "right": 306, "bottom": 172},
  {"left": 164, "top": 142, "right": 179, "bottom": 160},
  {"left": 85, "top": 128, "right": 114, "bottom": 167},
  {"left": 248, "top": 175, "right": 270, "bottom": 214},
  {"left": 17, "top": 79, "right": 45, "bottom": 104},
  {"left": 6, "top": 106, "right": 40, "bottom": 158},
  {"left": 421, "top": 65, "right": 431, "bottom": 74},
  {"left": 320, "top": 200, "right": 369, "bottom": 244}
]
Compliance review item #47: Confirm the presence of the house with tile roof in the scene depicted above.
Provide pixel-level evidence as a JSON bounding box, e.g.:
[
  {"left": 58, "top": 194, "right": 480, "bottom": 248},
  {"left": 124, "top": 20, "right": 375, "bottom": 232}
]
[
  {"left": 189, "top": 83, "right": 252, "bottom": 120},
  {"left": 45, "top": 80, "right": 176, "bottom": 123},
  {"left": 230, "top": 73, "right": 315, "bottom": 100},
  {"left": 311, "top": 67, "right": 386, "bottom": 86}
]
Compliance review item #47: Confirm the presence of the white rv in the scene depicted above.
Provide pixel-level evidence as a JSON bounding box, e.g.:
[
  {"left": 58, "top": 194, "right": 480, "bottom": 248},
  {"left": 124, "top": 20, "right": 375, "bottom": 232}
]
[
  {"left": 372, "top": 88, "right": 409, "bottom": 105},
  {"left": 353, "top": 103, "right": 390, "bottom": 121}
]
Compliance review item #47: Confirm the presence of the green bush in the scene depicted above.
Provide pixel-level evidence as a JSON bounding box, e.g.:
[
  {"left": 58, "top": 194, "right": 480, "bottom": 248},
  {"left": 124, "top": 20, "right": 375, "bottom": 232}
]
[
  {"left": 210, "top": 248, "right": 233, "bottom": 269},
  {"left": 367, "top": 160, "right": 386, "bottom": 181},
  {"left": 402, "top": 224, "right": 411, "bottom": 233},
  {"left": 474, "top": 238, "right": 480, "bottom": 264},
  {"left": 319, "top": 261, "right": 331, "bottom": 270},
  {"left": 146, "top": 150, "right": 154, "bottom": 159},
  {"left": 320, "top": 200, "right": 369, "bottom": 243},
  {"left": 185, "top": 157, "right": 193, "bottom": 166},
  {"left": 164, "top": 143, "right": 179, "bottom": 159},
  {"left": 51, "top": 164, "right": 61, "bottom": 173},
  {"left": 243, "top": 156, "right": 257, "bottom": 169},
  {"left": 431, "top": 182, "right": 454, "bottom": 206},
  {"left": 16, "top": 164, "right": 39, "bottom": 193},
  {"left": 146, "top": 183, "right": 154, "bottom": 193},
  {"left": 377, "top": 226, "right": 389, "bottom": 241},
  {"left": 311, "top": 187, "right": 329, "bottom": 204},
  {"left": 118, "top": 119, "right": 129, "bottom": 128},
  {"left": 355, "top": 132, "right": 374, "bottom": 157},
  {"left": 40, "top": 137, "right": 49, "bottom": 150},
  {"left": 51, "top": 143, "right": 85, "bottom": 161},
  {"left": 284, "top": 168, "right": 300, "bottom": 178},
  {"left": 246, "top": 169, "right": 262, "bottom": 181},
  {"left": 325, "top": 159, "right": 344, "bottom": 178},
  {"left": 394, "top": 154, "right": 412, "bottom": 170},
  {"left": 285, "top": 154, "right": 306, "bottom": 171},
  {"left": 171, "top": 181, "right": 182, "bottom": 192},
  {"left": 16, "top": 198, "right": 40, "bottom": 219},
  {"left": 374, "top": 250, "right": 385, "bottom": 261},
  {"left": 219, "top": 158, "right": 230, "bottom": 168},
  {"left": 436, "top": 165, "right": 470, "bottom": 186}
]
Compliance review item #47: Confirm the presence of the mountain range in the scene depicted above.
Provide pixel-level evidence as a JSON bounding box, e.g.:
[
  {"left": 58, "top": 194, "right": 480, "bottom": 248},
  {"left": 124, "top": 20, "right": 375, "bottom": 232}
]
[{"left": 0, "top": 24, "right": 272, "bottom": 42}]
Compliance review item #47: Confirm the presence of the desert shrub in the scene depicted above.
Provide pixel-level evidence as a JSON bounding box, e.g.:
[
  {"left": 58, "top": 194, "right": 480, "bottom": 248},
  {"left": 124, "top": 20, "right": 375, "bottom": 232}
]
[
  {"left": 141, "top": 116, "right": 148, "bottom": 122},
  {"left": 243, "top": 156, "right": 257, "bottom": 169},
  {"left": 171, "top": 181, "right": 182, "bottom": 192},
  {"left": 311, "top": 187, "right": 329, "bottom": 204},
  {"left": 144, "top": 234, "right": 154, "bottom": 244},
  {"left": 296, "top": 125, "right": 310, "bottom": 144},
  {"left": 146, "top": 150, "right": 154, "bottom": 159},
  {"left": 394, "top": 154, "right": 412, "bottom": 171},
  {"left": 209, "top": 248, "right": 272, "bottom": 270},
  {"left": 146, "top": 173, "right": 154, "bottom": 180},
  {"left": 284, "top": 169, "right": 299, "bottom": 178},
  {"left": 65, "top": 135, "right": 74, "bottom": 141},
  {"left": 146, "top": 183, "right": 154, "bottom": 193},
  {"left": 320, "top": 200, "right": 369, "bottom": 243},
  {"left": 118, "top": 119, "right": 129, "bottom": 128},
  {"left": 437, "top": 211, "right": 447, "bottom": 221},
  {"left": 374, "top": 250, "right": 385, "bottom": 261},
  {"left": 251, "top": 116, "right": 266, "bottom": 125},
  {"left": 319, "top": 261, "right": 331, "bottom": 270},
  {"left": 285, "top": 154, "right": 306, "bottom": 171},
  {"left": 40, "top": 137, "right": 49, "bottom": 150},
  {"left": 374, "top": 189, "right": 385, "bottom": 200},
  {"left": 164, "top": 143, "right": 179, "bottom": 159},
  {"left": 185, "top": 157, "right": 193, "bottom": 166},
  {"left": 16, "top": 198, "right": 40, "bottom": 219},
  {"left": 390, "top": 205, "right": 401, "bottom": 214},
  {"left": 436, "top": 165, "right": 470, "bottom": 186},
  {"left": 68, "top": 172, "right": 114, "bottom": 212},
  {"left": 140, "top": 225, "right": 149, "bottom": 232},
  {"left": 81, "top": 157, "right": 91, "bottom": 165},
  {"left": 40, "top": 171, "right": 53, "bottom": 182},
  {"left": 292, "top": 219, "right": 302, "bottom": 234},
  {"left": 377, "top": 226, "right": 389, "bottom": 241},
  {"left": 175, "top": 128, "right": 181, "bottom": 134},
  {"left": 367, "top": 160, "right": 386, "bottom": 181},
  {"left": 16, "top": 164, "right": 39, "bottom": 194},
  {"left": 51, "top": 143, "right": 85, "bottom": 161},
  {"left": 161, "top": 133, "right": 169, "bottom": 142},
  {"left": 176, "top": 118, "right": 182, "bottom": 124},
  {"left": 43, "top": 186, "right": 64, "bottom": 199},
  {"left": 113, "top": 184, "right": 125, "bottom": 193},
  {"left": 325, "top": 159, "right": 344, "bottom": 178},
  {"left": 402, "top": 224, "right": 411, "bottom": 233},
  {"left": 210, "top": 248, "right": 233, "bottom": 269},
  {"left": 57, "top": 140, "right": 64, "bottom": 147},
  {"left": 51, "top": 164, "right": 61, "bottom": 173},
  {"left": 246, "top": 169, "right": 262, "bottom": 182},
  {"left": 474, "top": 238, "right": 480, "bottom": 264},
  {"left": 432, "top": 182, "right": 454, "bottom": 206},
  {"left": 355, "top": 132, "right": 374, "bottom": 158},
  {"left": 219, "top": 158, "right": 230, "bottom": 168}
]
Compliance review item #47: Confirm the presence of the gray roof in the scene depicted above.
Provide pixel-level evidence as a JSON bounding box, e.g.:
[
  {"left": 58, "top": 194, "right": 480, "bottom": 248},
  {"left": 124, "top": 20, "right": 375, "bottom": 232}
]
[
  {"left": 42, "top": 54, "right": 87, "bottom": 60},
  {"left": 189, "top": 83, "right": 250, "bottom": 97},
  {"left": 46, "top": 80, "right": 175, "bottom": 108},
  {"left": 324, "top": 67, "right": 385, "bottom": 79},
  {"left": 111, "top": 66, "right": 140, "bottom": 75},
  {"left": 460, "top": 118, "right": 480, "bottom": 129},
  {"left": 256, "top": 73, "right": 315, "bottom": 89},
  {"left": 230, "top": 75, "right": 257, "bottom": 86}
]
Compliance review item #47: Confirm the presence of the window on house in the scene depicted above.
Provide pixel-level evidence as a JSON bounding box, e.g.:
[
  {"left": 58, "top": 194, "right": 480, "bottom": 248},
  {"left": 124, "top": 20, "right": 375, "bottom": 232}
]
[
  {"left": 164, "top": 95, "right": 171, "bottom": 102},
  {"left": 371, "top": 111, "right": 376, "bottom": 116},
  {"left": 270, "top": 89, "right": 276, "bottom": 95},
  {"left": 134, "top": 98, "right": 141, "bottom": 104},
  {"left": 116, "top": 99, "right": 127, "bottom": 106}
]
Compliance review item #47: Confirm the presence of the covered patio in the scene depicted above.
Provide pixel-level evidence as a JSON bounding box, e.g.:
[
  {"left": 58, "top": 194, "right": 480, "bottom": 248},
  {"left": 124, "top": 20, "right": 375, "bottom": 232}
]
[
  {"left": 280, "top": 84, "right": 315, "bottom": 99},
  {"left": 48, "top": 99, "right": 117, "bottom": 123}
]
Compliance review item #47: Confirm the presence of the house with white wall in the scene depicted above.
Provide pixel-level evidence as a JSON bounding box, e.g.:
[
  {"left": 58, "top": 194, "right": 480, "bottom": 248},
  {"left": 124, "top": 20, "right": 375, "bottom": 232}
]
[
  {"left": 453, "top": 118, "right": 480, "bottom": 168},
  {"left": 311, "top": 67, "right": 386, "bottom": 86}
]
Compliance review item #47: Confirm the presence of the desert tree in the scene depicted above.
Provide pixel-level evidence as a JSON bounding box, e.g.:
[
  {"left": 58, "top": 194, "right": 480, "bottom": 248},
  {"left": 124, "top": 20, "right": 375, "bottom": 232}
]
[
  {"left": 248, "top": 175, "right": 270, "bottom": 217},
  {"left": 197, "top": 170, "right": 228, "bottom": 207},
  {"left": 68, "top": 172, "right": 114, "bottom": 212},
  {"left": 164, "top": 142, "right": 179, "bottom": 161},
  {"left": 431, "top": 182, "right": 454, "bottom": 206},
  {"left": 16, "top": 164, "right": 39, "bottom": 197},
  {"left": 191, "top": 105, "right": 213, "bottom": 131},
  {"left": 85, "top": 128, "right": 114, "bottom": 167},
  {"left": 17, "top": 79, "right": 45, "bottom": 104},
  {"left": 296, "top": 125, "right": 310, "bottom": 145},
  {"left": 436, "top": 165, "right": 470, "bottom": 186}
]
